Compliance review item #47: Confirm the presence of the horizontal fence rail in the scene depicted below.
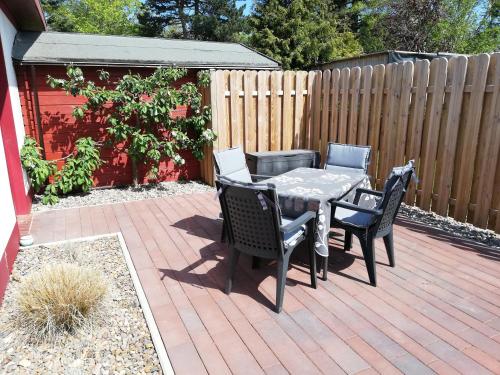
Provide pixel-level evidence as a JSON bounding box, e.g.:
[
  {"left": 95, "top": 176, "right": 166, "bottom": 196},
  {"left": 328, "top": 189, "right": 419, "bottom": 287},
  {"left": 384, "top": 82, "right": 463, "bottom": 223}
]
[{"left": 200, "top": 53, "right": 500, "bottom": 233}]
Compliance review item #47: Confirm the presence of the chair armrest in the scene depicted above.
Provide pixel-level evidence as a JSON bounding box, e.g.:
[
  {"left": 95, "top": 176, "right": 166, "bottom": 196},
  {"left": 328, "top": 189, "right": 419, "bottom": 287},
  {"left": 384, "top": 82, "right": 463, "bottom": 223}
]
[
  {"left": 354, "top": 187, "right": 383, "bottom": 204},
  {"left": 331, "top": 200, "right": 383, "bottom": 216},
  {"left": 280, "top": 211, "right": 316, "bottom": 233},
  {"left": 251, "top": 174, "right": 273, "bottom": 181},
  {"left": 356, "top": 187, "right": 383, "bottom": 197}
]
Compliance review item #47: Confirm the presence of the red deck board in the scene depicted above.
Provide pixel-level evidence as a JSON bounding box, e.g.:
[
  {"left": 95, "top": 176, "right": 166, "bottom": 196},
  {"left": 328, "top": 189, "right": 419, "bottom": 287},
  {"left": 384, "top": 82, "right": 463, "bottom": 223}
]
[{"left": 28, "top": 192, "right": 500, "bottom": 374}]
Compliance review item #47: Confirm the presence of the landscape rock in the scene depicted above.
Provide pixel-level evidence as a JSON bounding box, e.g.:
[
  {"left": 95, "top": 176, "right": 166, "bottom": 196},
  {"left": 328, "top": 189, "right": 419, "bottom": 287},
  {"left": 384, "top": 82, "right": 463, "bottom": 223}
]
[{"left": 0, "top": 236, "right": 163, "bottom": 374}]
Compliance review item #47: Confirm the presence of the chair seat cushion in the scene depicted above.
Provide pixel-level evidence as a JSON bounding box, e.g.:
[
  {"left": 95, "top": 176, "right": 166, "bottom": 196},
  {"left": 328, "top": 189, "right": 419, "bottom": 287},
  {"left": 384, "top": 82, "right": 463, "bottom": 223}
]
[
  {"left": 281, "top": 216, "right": 306, "bottom": 249},
  {"left": 325, "top": 165, "right": 366, "bottom": 174},
  {"left": 333, "top": 207, "right": 376, "bottom": 228}
]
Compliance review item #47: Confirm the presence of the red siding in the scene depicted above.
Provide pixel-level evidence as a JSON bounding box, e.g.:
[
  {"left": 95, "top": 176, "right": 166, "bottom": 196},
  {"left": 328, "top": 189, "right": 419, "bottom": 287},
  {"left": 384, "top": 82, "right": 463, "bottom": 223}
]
[
  {"left": 0, "top": 223, "right": 19, "bottom": 304},
  {"left": 16, "top": 65, "right": 202, "bottom": 187}
]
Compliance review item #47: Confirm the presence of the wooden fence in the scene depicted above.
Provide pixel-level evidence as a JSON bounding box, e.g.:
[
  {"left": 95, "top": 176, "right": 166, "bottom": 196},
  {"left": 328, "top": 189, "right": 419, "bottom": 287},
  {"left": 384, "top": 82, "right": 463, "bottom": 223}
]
[{"left": 200, "top": 53, "right": 500, "bottom": 233}]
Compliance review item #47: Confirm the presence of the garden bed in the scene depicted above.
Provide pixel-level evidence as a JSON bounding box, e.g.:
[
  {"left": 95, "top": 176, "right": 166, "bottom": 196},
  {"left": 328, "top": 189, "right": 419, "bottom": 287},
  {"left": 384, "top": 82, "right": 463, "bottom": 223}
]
[
  {"left": 0, "top": 236, "right": 163, "bottom": 374},
  {"left": 399, "top": 204, "right": 500, "bottom": 248},
  {"left": 31, "top": 180, "right": 214, "bottom": 212}
]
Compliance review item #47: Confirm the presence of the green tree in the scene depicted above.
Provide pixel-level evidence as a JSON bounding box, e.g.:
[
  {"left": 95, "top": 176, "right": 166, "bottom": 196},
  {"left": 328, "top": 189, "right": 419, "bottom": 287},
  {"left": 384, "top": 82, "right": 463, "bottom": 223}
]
[
  {"left": 41, "top": 0, "right": 141, "bottom": 35},
  {"left": 139, "top": 0, "right": 247, "bottom": 42},
  {"left": 47, "top": 66, "right": 215, "bottom": 187},
  {"left": 248, "top": 0, "right": 362, "bottom": 70},
  {"left": 359, "top": 0, "right": 499, "bottom": 53},
  {"left": 192, "top": 0, "right": 248, "bottom": 41}
]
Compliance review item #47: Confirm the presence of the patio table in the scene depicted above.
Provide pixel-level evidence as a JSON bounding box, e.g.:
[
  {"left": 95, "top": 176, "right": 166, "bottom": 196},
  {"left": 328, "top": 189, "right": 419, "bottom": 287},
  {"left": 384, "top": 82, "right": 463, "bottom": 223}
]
[{"left": 262, "top": 167, "right": 372, "bottom": 257}]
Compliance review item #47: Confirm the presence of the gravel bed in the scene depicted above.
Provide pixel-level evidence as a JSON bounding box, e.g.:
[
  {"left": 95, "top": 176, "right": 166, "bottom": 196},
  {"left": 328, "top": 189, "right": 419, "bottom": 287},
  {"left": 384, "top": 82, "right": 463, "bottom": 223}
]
[
  {"left": 398, "top": 203, "right": 500, "bottom": 249},
  {"left": 0, "top": 236, "right": 162, "bottom": 374},
  {"left": 31, "top": 180, "right": 215, "bottom": 212}
]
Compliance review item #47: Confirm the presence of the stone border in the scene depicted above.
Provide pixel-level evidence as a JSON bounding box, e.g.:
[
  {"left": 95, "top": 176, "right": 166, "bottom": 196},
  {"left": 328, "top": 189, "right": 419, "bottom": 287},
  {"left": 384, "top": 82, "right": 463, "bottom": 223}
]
[{"left": 22, "top": 233, "right": 174, "bottom": 375}]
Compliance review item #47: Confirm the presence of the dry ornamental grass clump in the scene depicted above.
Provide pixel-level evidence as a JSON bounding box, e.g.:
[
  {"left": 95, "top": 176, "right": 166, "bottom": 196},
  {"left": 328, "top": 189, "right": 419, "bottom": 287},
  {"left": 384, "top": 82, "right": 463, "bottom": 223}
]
[{"left": 16, "top": 263, "right": 107, "bottom": 342}]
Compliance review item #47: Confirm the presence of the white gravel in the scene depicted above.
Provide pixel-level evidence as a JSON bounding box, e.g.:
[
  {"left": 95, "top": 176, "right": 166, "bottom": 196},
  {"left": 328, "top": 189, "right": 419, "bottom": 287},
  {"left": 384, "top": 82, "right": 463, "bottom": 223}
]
[
  {"left": 31, "top": 180, "right": 215, "bottom": 212},
  {"left": 0, "top": 236, "right": 162, "bottom": 374},
  {"left": 398, "top": 203, "right": 500, "bottom": 249}
]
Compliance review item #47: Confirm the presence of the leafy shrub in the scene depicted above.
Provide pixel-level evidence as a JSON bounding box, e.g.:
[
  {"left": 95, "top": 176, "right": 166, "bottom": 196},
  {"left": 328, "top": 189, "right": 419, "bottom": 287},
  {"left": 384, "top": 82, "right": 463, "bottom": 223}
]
[
  {"left": 20, "top": 137, "right": 56, "bottom": 193},
  {"left": 20, "top": 136, "right": 102, "bottom": 205},
  {"left": 47, "top": 66, "right": 215, "bottom": 186},
  {"left": 16, "top": 263, "right": 107, "bottom": 341}
]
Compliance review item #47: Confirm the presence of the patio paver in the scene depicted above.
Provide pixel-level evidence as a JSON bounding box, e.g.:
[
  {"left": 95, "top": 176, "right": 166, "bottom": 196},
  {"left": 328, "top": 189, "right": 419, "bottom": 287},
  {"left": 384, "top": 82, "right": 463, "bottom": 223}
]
[{"left": 29, "top": 192, "right": 500, "bottom": 374}]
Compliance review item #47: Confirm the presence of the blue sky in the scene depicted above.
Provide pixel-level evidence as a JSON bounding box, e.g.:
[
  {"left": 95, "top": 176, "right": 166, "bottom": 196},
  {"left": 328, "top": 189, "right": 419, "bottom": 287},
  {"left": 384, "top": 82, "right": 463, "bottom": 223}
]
[{"left": 237, "top": 0, "right": 253, "bottom": 15}]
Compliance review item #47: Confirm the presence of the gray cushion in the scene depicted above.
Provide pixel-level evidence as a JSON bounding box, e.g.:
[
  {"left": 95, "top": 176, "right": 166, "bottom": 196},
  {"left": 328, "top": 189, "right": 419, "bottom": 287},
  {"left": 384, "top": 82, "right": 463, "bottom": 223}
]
[
  {"left": 325, "top": 143, "right": 371, "bottom": 171},
  {"left": 281, "top": 216, "right": 306, "bottom": 249},
  {"left": 383, "top": 160, "right": 415, "bottom": 193},
  {"left": 214, "top": 146, "right": 252, "bottom": 183},
  {"left": 324, "top": 165, "right": 365, "bottom": 174},
  {"left": 334, "top": 206, "right": 376, "bottom": 228}
]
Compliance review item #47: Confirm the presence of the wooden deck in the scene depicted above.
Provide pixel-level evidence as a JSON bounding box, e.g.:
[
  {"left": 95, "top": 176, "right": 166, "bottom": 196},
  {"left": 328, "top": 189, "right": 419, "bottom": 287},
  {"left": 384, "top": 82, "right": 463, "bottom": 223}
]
[{"left": 29, "top": 193, "right": 500, "bottom": 374}]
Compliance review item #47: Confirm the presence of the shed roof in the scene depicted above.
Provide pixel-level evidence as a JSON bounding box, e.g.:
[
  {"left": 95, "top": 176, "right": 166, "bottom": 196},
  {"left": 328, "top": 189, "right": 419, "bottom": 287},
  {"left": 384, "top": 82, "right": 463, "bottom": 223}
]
[{"left": 12, "top": 31, "right": 280, "bottom": 69}]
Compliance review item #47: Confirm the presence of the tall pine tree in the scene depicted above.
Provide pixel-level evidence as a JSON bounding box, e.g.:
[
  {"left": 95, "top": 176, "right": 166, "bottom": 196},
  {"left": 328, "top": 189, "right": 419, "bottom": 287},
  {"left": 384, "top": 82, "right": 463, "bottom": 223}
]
[
  {"left": 249, "top": 0, "right": 362, "bottom": 70},
  {"left": 138, "top": 0, "right": 246, "bottom": 41}
]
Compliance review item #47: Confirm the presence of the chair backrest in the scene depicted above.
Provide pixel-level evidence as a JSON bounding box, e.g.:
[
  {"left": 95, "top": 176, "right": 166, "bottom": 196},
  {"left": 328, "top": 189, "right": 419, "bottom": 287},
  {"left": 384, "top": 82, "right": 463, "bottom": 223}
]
[
  {"left": 216, "top": 178, "right": 283, "bottom": 259},
  {"left": 324, "top": 143, "right": 371, "bottom": 173},
  {"left": 213, "top": 146, "right": 253, "bottom": 183},
  {"left": 375, "top": 161, "right": 415, "bottom": 236}
]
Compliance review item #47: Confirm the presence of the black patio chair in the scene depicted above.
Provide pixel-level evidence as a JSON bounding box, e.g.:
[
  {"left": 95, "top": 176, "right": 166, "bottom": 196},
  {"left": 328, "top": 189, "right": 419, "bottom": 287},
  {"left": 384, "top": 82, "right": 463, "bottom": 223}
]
[
  {"left": 329, "top": 161, "right": 415, "bottom": 286},
  {"left": 324, "top": 143, "right": 371, "bottom": 173},
  {"left": 216, "top": 177, "right": 317, "bottom": 313},
  {"left": 213, "top": 146, "right": 272, "bottom": 242}
]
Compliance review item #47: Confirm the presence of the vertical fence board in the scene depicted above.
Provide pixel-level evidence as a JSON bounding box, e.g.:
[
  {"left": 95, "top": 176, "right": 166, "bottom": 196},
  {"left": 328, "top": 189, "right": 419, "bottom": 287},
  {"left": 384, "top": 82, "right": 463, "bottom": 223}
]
[
  {"left": 367, "top": 64, "right": 385, "bottom": 185},
  {"left": 348, "top": 67, "right": 361, "bottom": 144},
  {"left": 312, "top": 71, "right": 323, "bottom": 150},
  {"left": 270, "top": 70, "right": 283, "bottom": 151},
  {"left": 294, "top": 71, "right": 306, "bottom": 148},
  {"left": 377, "top": 63, "right": 395, "bottom": 187},
  {"left": 470, "top": 53, "right": 500, "bottom": 227},
  {"left": 229, "top": 70, "right": 240, "bottom": 146},
  {"left": 394, "top": 61, "right": 414, "bottom": 166},
  {"left": 451, "top": 54, "right": 490, "bottom": 221},
  {"left": 305, "top": 71, "right": 315, "bottom": 148},
  {"left": 494, "top": 157, "right": 500, "bottom": 232},
  {"left": 338, "top": 68, "right": 350, "bottom": 144},
  {"left": 282, "top": 71, "right": 294, "bottom": 150},
  {"left": 215, "top": 70, "right": 229, "bottom": 150},
  {"left": 257, "top": 71, "right": 269, "bottom": 151},
  {"left": 405, "top": 60, "right": 430, "bottom": 205},
  {"left": 433, "top": 56, "right": 467, "bottom": 215},
  {"left": 357, "top": 66, "right": 373, "bottom": 145},
  {"left": 329, "top": 69, "right": 341, "bottom": 142},
  {"left": 320, "top": 69, "right": 331, "bottom": 159},
  {"left": 244, "top": 71, "right": 257, "bottom": 152},
  {"left": 419, "top": 58, "right": 447, "bottom": 210}
]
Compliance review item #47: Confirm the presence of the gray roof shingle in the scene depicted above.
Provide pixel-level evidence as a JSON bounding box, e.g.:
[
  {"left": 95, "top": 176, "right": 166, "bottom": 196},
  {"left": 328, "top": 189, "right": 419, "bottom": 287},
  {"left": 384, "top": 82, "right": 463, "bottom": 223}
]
[{"left": 12, "top": 31, "right": 280, "bottom": 69}]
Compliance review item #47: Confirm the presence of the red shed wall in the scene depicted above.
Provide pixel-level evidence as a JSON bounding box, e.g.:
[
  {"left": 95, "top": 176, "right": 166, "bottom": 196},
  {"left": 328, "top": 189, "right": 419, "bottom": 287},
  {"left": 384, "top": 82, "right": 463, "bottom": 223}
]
[{"left": 16, "top": 65, "right": 201, "bottom": 187}]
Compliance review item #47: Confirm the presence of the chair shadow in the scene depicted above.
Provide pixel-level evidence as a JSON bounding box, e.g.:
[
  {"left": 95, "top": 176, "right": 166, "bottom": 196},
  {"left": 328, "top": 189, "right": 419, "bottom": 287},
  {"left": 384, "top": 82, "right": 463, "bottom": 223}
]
[
  {"left": 323, "top": 244, "right": 371, "bottom": 286},
  {"left": 169, "top": 213, "right": 379, "bottom": 306},
  {"left": 172, "top": 214, "right": 221, "bottom": 241},
  {"left": 395, "top": 216, "right": 500, "bottom": 262},
  {"left": 162, "top": 215, "right": 318, "bottom": 311}
]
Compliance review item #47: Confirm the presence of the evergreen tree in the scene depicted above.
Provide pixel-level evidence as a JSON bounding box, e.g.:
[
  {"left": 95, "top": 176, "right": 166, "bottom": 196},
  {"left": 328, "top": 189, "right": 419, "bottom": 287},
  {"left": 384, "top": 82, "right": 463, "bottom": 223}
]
[
  {"left": 138, "top": 0, "right": 247, "bottom": 41},
  {"left": 192, "top": 0, "right": 247, "bottom": 41},
  {"left": 249, "top": 0, "right": 362, "bottom": 70}
]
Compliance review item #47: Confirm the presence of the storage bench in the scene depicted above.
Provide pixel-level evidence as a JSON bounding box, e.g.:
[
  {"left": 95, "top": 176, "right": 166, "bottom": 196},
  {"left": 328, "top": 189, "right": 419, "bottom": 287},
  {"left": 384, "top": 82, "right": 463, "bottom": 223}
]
[{"left": 245, "top": 150, "right": 320, "bottom": 176}]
